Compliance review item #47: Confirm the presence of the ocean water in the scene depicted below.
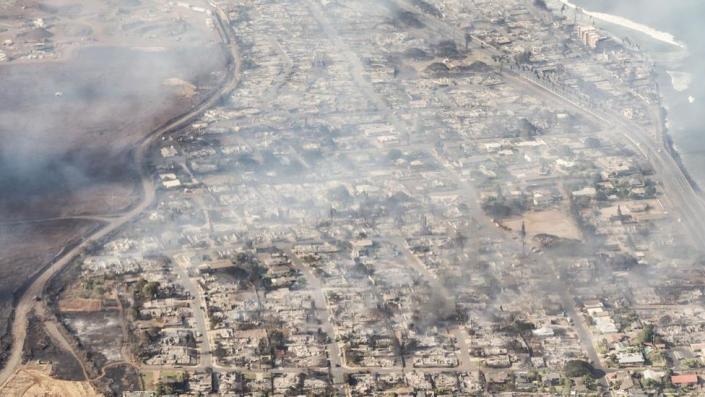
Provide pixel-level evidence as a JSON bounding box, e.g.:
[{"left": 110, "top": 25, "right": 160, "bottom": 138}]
[{"left": 570, "top": 1, "right": 705, "bottom": 189}]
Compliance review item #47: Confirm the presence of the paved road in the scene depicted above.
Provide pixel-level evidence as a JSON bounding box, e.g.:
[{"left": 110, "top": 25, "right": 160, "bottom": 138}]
[
  {"left": 285, "top": 248, "right": 346, "bottom": 384},
  {"left": 34, "top": 303, "right": 92, "bottom": 380},
  {"left": 397, "top": 0, "right": 705, "bottom": 245},
  {"left": 174, "top": 254, "right": 213, "bottom": 370},
  {"left": 505, "top": 71, "right": 705, "bottom": 246},
  {"left": 450, "top": 327, "right": 477, "bottom": 374},
  {"left": 0, "top": 215, "right": 115, "bottom": 227},
  {"left": 0, "top": 3, "right": 242, "bottom": 387},
  {"left": 0, "top": 161, "right": 161, "bottom": 386}
]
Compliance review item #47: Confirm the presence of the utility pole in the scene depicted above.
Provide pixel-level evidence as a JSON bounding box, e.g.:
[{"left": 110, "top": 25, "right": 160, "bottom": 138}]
[
  {"left": 520, "top": 221, "right": 527, "bottom": 257},
  {"left": 420, "top": 215, "right": 430, "bottom": 235}
]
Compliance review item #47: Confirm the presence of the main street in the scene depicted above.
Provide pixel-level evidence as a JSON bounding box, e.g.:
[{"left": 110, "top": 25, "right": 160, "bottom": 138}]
[
  {"left": 285, "top": 247, "right": 346, "bottom": 384},
  {"left": 394, "top": 0, "right": 705, "bottom": 246},
  {"left": 174, "top": 254, "right": 214, "bottom": 371}
]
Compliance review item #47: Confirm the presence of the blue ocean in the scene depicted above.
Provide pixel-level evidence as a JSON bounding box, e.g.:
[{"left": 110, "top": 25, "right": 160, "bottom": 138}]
[{"left": 572, "top": 0, "right": 705, "bottom": 189}]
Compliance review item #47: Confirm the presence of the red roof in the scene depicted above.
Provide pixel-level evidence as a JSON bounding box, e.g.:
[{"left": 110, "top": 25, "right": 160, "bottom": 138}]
[{"left": 671, "top": 374, "right": 698, "bottom": 385}]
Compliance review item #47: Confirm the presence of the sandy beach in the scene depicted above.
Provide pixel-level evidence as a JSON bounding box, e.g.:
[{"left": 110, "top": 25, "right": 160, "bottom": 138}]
[{"left": 557, "top": 0, "right": 687, "bottom": 49}]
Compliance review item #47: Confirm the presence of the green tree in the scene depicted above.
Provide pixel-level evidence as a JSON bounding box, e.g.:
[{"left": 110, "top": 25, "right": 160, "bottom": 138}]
[
  {"left": 156, "top": 382, "right": 175, "bottom": 396},
  {"left": 142, "top": 281, "right": 160, "bottom": 300},
  {"left": 563, "top": 360, "right": 595, "bottom": 378},
  {"left": 634, "top": 324, "right": 655, "bottom": 345}
]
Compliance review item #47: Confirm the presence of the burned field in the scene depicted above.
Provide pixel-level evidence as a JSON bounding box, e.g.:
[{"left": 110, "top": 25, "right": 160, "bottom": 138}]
[
  {"left": 98, "top": 364, "right": 143, "bottom": 396},
  {"left": 0, "top": 0, "right": 228, "bottom": 220},
  {"left": 0, "top": 44, "right": 226, "bottom": 219},
  {"left": 0, "top": 220, "right": 98, "bottom": 369},
  {"left": 22, "top": 313, "right": 85, "bottom": 381},
  {"left": 0, "top": 0, "right": 230, "bottom": 379},
  {"left": 62, "top": 311, "right": 123, "bottom": 367}
]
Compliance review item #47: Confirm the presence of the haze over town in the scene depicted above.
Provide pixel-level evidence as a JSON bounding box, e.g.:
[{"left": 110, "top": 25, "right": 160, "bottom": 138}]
[{"left": 0, "top": 0, "right": 704, "bottom": 396}]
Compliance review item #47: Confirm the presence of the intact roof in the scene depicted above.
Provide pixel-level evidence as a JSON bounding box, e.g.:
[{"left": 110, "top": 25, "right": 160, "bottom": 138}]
[{"left": 671, "top": 374, "right": 698, "bottom": 384}]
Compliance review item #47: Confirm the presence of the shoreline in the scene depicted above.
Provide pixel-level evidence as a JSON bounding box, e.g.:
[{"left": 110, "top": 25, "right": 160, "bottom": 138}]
[
  {"left": 556, "top": 0, "right": 686, "bottom": 49},
  {"left": 550, "top": 0, "right": 701, "bottom": 195},
  {"left": 659, "top": 106, "right": 702, "bottom": 193}
]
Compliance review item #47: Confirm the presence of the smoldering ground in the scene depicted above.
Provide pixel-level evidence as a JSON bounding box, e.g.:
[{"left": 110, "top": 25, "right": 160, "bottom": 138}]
[
  {"left": 0, "top": 0, "right": 229, "bottom": 368},
  {"left": 0, "top": 45, "right": 225, "bottom": 217}
]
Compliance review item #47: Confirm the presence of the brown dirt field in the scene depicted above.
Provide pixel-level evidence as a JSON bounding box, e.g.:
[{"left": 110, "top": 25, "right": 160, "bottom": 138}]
[
  {"left": 504, "top": 209, "right": 582, "bottom": 241},
  {"left": 58, "top": 299, "right": 102, "bottom": 313},
  {"left": 0, "top": 364, "right": 100, "bottom": 397}
]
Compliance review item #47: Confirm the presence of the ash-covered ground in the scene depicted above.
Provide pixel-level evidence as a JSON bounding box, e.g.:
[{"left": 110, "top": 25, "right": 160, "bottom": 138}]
[{"left": 0, "top": 0, "right": 228, "bottom": 369}]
